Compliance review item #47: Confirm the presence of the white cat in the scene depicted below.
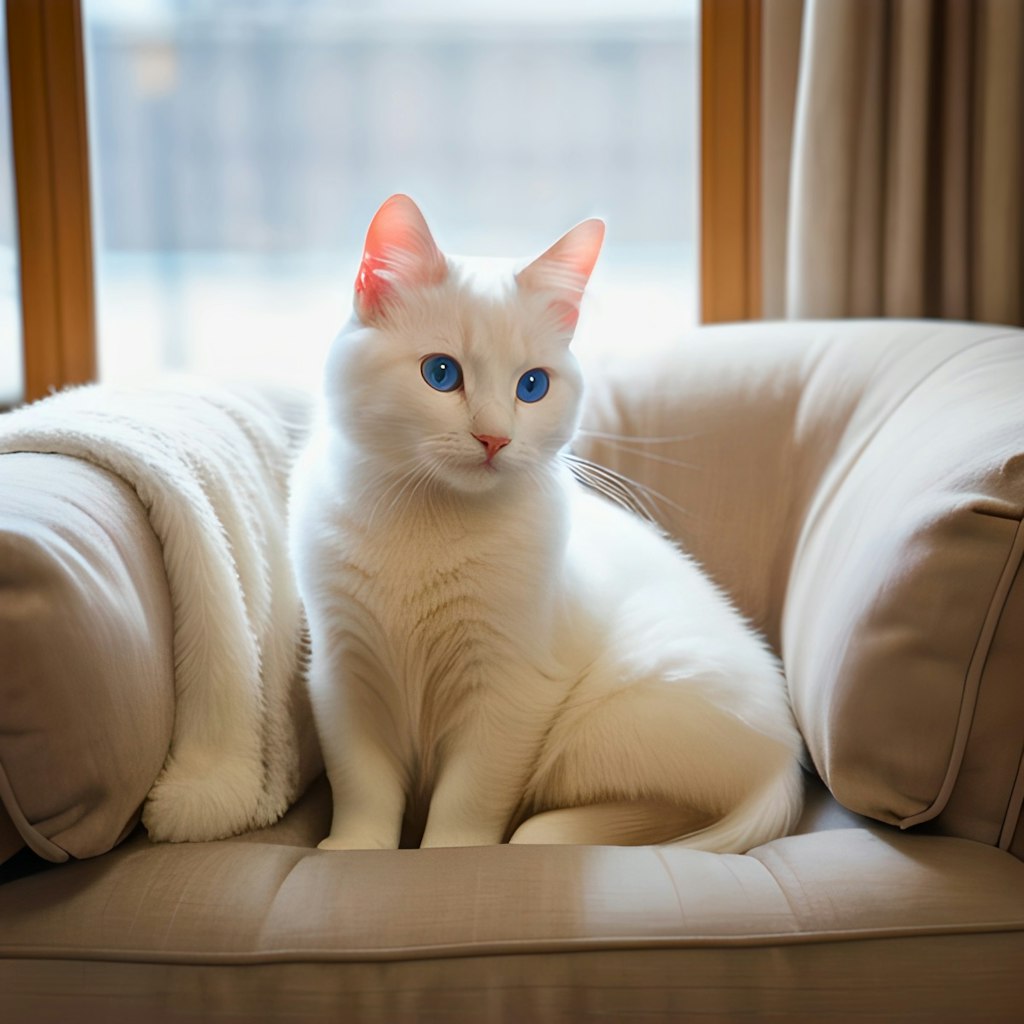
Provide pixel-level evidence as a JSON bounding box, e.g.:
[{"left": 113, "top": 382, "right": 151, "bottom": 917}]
[{"left": 289, "top": 195, "right": 804, "bottom": 851}]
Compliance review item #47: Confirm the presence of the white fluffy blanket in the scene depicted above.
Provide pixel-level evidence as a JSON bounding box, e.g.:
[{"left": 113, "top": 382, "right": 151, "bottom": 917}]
[{"left": 0, "top": 379, "right": 317, "bottom": 842}]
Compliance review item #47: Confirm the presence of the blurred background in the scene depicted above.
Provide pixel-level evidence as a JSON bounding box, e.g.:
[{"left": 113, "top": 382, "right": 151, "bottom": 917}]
[
  {"left": 73, "top": 0, "right": 699, "bottom": 390},
  {"left": 0, "top": 11, "right": 16, "bottom": 403}
]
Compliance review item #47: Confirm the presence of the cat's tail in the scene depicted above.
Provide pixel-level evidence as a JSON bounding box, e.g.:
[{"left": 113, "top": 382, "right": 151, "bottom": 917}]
[
  {"left": 668, "top": 759, "right": 806, "bottom": 854},
  {"left": 510, "top": 760, "right": 806, "bottom": 852}
]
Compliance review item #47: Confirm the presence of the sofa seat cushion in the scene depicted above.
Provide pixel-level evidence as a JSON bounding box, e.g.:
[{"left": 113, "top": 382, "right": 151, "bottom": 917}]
[{"left": 1, "top": 776, "right": 1023, "bottom": 1021}]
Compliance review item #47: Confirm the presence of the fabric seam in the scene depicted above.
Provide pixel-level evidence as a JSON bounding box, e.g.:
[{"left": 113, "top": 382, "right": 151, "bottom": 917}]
[
  {"left": 899, "top": 514, "right": 1024, "bottom": 831},
  {"left": 1, "top": 918, "right": 1023, "bottom": 967},
  {"left": 0, "top": 759, "right": 68, "bottom": 864}
]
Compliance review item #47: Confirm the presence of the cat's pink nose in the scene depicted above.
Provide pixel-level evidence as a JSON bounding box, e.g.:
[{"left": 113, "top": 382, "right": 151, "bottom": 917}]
[{"left": 473, "top": 433, "right": 511, "bottom": 461}]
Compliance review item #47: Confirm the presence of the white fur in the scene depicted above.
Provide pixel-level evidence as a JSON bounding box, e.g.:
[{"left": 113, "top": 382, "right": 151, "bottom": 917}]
[
  {"left": 0, "top": 379, "right": 314, "bottom": 842},
  {"left": 290, "top": 228, "right": 804, "bottom": 852}
]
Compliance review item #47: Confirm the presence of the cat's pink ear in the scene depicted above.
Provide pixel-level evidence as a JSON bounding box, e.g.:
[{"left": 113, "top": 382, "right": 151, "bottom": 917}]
[
  {"left": 515, "top": 219, "right": 605, "bottom": 333},
  {"left": 354, "top": 195, "right": 447, "bottom": 323}
]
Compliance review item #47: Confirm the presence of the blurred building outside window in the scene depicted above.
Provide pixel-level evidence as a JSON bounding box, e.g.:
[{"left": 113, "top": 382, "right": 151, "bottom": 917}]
[{"left": 84, "top": 0, "right": 699, "bottom": 389}]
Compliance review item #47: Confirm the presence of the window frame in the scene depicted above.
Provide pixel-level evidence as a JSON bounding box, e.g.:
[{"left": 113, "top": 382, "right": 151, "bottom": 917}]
[
  {"left": 5, "top": 0, "right": 761, "bottom": 402},
  {"left": 701, "top": 0, "right": 762, "bottom": 323},
  {"left": 7, "top": 0, "right": 95, "bottom": 404}
]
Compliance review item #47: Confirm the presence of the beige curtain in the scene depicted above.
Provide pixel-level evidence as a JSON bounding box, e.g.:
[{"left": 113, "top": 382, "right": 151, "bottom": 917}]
[{"left": 766, "top": 0, "right": 1024, "bottom": 326}]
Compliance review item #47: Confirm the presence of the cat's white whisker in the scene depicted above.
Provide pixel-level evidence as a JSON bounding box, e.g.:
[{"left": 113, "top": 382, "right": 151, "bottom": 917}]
[
  {"left": 576, "top": 427, "right": 701, "bottom": 445},
  {"left": 576, "top": 436, "right": 703, "bottom": 473},
  {"left": 365, "top": 432, "right": 460, "bottom": 526},
  {"left": 366, "top": 461, "right": 425, "bottom": 529},
  {"left": 574, "top": 457, "right": 696, "bottom": 524},
  {"left": 563, "top": 454, "right": 660, "bottom": 523},
  {"left": 621, "top": 478, "right": 696, "bottom": 523},
  {"left": 570, "top": 472, "right": 652, "bottom": 522},
  {"left": 409, "top": 459, "right": 448, "bottom": 517}
]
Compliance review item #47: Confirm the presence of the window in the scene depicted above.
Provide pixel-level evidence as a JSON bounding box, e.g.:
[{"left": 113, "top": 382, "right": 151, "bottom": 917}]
[
  {"left": 0, "top": 4, "right": 22, "bottom": 407},
  {"left": 83, "top": 0, "right": 698, "bottom": 387}
]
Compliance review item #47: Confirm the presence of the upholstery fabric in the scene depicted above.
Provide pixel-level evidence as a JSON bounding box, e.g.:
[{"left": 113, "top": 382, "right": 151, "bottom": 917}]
[
  {"left": 0, "top": 803, "right": 24, "bottom": 865},
  {"left": 578, "top": 319, "right": 1024, "bottom": 846},
  {"left": 785, "top": 326, "right": 1024, "bottom": 838},
  {"left": 0, "top": 454, "right": 174, "bottom": 861},
  {"left": 2, "top": 775, "right": 1023, "bottom": 1023},
  {"left": 4, "top": 940, "right": 1024, "bottom": 1024}
]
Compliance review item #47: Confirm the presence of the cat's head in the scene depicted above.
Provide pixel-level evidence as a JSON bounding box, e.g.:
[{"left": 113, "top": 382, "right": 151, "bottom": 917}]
[{"left": 325, "top": 194, "right": 604, "bottom": 495}]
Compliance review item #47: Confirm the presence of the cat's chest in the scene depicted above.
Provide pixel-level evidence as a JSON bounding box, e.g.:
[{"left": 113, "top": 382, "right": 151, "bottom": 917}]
[{"left": 330, "top": 501, "right": 556, "bottom": 638}]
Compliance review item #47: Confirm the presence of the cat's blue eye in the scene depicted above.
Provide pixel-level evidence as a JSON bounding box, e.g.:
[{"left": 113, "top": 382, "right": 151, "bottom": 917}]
[
  {"left": 516, "top": 368, "right": 550, "bottom": 403},
  {"left": 421, "top": 355, "right": 463, "bottom": 392}
]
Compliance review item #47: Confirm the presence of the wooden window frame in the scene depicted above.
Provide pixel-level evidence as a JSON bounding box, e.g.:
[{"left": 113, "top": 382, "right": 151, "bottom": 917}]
[
  {"left": 701, "top": 0, "right": 762, "bottom": 323},
  {"left": 6, "top": 0, "right": 95, "bottom": 404},
  {"left": 4, "top": 1, "right": 761, "bottom": 401}
]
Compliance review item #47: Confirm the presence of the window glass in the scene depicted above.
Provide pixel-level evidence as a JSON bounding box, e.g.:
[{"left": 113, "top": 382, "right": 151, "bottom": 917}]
[
  {"left": 85, "top": 0, "right": 697, "bottom": 387},
  {"left": 0, "top": 2, "right": 24, "bottom": 407}
]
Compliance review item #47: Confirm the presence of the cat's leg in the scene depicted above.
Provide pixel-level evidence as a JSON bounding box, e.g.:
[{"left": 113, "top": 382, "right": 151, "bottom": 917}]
[
  {"left": 420, "top": 704, "right": 540, "bottom": 848},
  {"left": 318, "top": 728, "right": 406, "bottom": 851},
  {"left": 309, "top": 647, "right": 407, "bottom": 851}
]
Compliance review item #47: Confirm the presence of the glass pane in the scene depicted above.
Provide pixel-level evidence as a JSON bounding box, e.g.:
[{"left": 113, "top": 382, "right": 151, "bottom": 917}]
[
  {"left": 85, "top": 0, "right": 697, "bottom": 388},
  {"left": 0, "top": 1, "right": 24, "bottom": 408}
]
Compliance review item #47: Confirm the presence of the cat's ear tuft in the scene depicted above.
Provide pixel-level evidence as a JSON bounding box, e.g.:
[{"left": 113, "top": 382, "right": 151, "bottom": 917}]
[
  {"left": 515, "top": 218, "right": 605, "bottom": 334},
  {"left": 354, "top": 195, "right": 448, "bottom": 324}
]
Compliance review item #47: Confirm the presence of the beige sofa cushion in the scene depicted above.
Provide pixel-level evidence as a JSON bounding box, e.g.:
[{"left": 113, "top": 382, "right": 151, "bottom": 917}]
[
  {"left": 784, "top": 328, "right": 1024, "bottom": 842},
  {"left": 2, "top": 775, "right": 1023, "bottom": 1021},
  {"left": 0, "top": 454, "right": 175, "bottom": 862},
  {"left": 579, "top": 320, "right": 1024, "bottom": 848}
]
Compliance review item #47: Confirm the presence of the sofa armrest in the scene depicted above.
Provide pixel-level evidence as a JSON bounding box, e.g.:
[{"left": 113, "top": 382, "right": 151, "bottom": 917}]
[
  {"left": 578, "top": 320, "right": 1024, "bottom": 852},
  {"left": 0, "top": 453, "right": 175, "bottom": 863}
]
